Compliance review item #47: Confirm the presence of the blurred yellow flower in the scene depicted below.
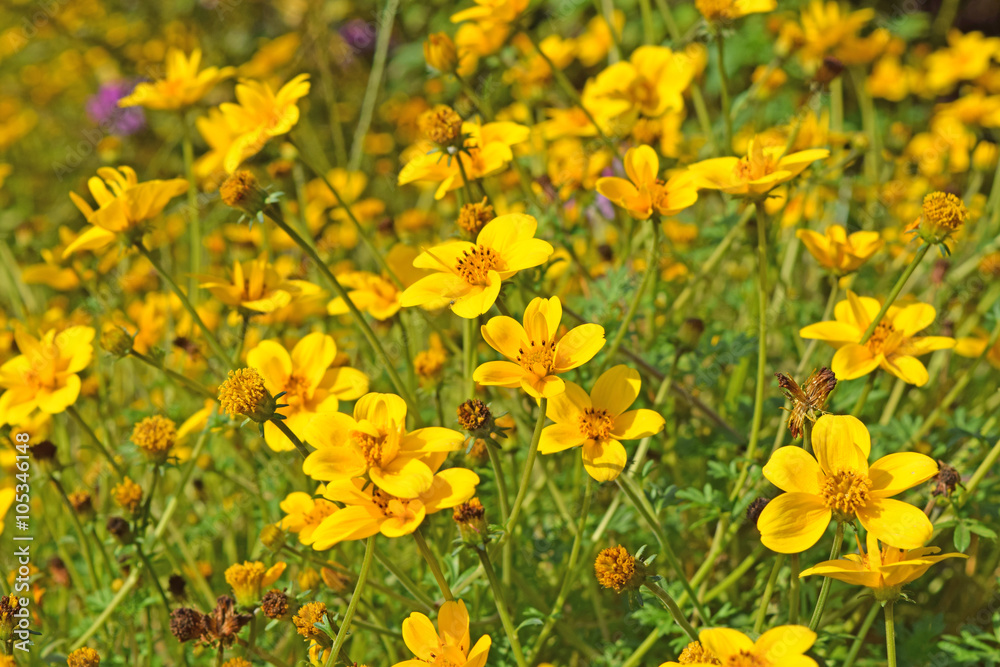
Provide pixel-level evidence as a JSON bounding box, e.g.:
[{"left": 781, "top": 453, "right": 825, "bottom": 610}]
[
  {"left": 796, "top": 225, "right": 882, "bottom": 275},
  {"left": 118, "top": 48, "right": 235, "bottom": 110},
  {"left": 661, "top": 625, "right": 817, "bottom": 667},
  {"left": 687, "top": 137, "right": 828, "bottom": 198},
  {"left": 199, "top": 254, "right": 320, "bottom": 314},
  {"left": 596, "top": 145, "right": 698, "bottom": 220},
  {"left": 696, "top": 0, "right": 776, "bottom": 23},
  {"left": 279, "top": 492, "right": 339, "bottom": 546},
  {"left": 0, "top": 326, "right": 94, "bottom": 426},
  {"left": 392, "top": 600, "right": 491, "bottom": 667},
  {"left": 219, "top": 74, "right": 311, "bottom": 172}
]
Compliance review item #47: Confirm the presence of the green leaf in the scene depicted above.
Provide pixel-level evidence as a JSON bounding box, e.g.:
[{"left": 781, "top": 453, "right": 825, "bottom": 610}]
[{"left": 954, "top": 521, "right": 971, "bottom": 552}]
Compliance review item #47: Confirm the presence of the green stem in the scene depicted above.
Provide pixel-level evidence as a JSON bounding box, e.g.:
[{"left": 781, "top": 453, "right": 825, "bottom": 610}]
[
  {"left": 478, "top": 546, "right": 528, "bottom": 667},
  {"left": 136, "top": 546, "right": 171, "bottom": 616},
  {"left": 809, "top": 522, "right": 845, "bottom": 631},
  {"left": 71, "top": 428, "right": 210, "bottom": 650},
  {"left": 347, "top": 0, "right": 399, "bottom": 170},
  {"left": 180, "top": 119, "right": 201, "bottom": 305},
  {"left": 601, "top": 222, "right": 659, "bottom": 372},
  {"left": 464, "top": 316, "right": 477, "bottom": 399},
  {"left": 501, "top": 397, "right": 547, "bottom": 543},
  {"left": 879, "top": 377, "right": 907, "bottom": 426},
  {"left": 325, "top": 535, "right": 376, "bottom": 667},
  {"left": 135, "top": 241, "right": 233, "bottom": 369},
  {"left": 715, "top": 30, "right": 733, "bottom": 151},
  {"left": 642, "top": 582, "right": 700, "bottom": 642},
  {"left": 860, "top": 244, "right": 931, "bottom": 344},
  {"left": 638, "top": 0, "right": 654, "bottom": 44},
  {"left": 50, "top": 475, "right": 100, "bottom": 586},
  {"left": 66, "top": 405, "right": 124, "bottom": 478},
  {"left": 128, "top": 350, "right": 215, "bottom": 399},
  {"left": 264, "top": 206, "right": 419, "bottom": 416},
  {"left": 885, "top": 601, "right": 897, "bottom": 667},
  {"left": 616, "top": 475, "right": 710, "bottom": 622},
  {"left": 271, "top": 418, "right": 312, "bottom": 460},
  {"left": 956, "top": 435, "right": 1000, "bottom": 509},
  {"left": 851, "top": 373, "right": 876, "bottom": 418},
  {"left": 485, "top": 441, "right": 511, "bottom": 583},
  {"left": 731, "top": 201, "right": 770, "bottom": 501},
  {"left": 528, "top": 478, "right": 593, "bottom": 662},
  {"left": 843, "top": 602, "right": 880, "bottom": 667},
  {"left": 754, "top": 553, "right": 785, "bottom": 634},
  {"left": 789, "top": 553, "right": 800, "bottom": 624},
  {"left": 413, "top": 529, "right": 454, "bottom": 601},
  {"left": 372, "top": 547, "right": 437, "bottom": 610}
]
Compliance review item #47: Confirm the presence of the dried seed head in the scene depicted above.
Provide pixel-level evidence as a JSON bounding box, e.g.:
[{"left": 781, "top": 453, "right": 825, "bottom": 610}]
[
  {"left": 170, "top": 607, "right": 208, "bottom": 643},
  {"left": 746, "top": 497, "right": 771, "bottom": 531},
  {"left": 261, "top": 590, "right": 290, "bottom": 620}
]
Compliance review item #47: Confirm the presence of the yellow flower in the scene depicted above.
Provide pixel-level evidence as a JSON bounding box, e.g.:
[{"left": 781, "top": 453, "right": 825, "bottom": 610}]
[
  {"left": 659, "top": 641, "right": 719, "bottom": 665},
  {"left": 310, "top": 467, "right": 479, "bottom": 549},
  {"left": 424, "top": 32, "right": 458, "bottom": 72},
  {"left": 787, "top": 1, "right": 887, "bottom": 72},
  {"left": 800, "top": 531, "right": 967, "bottom": 602},
  {"left": 200, "top": 254, "right": 321, "bottom": 313},
  {"left": 0, "top": 488, "right": 13, "bottom": 538},
  {"left": 400, "top": 213, "right": 553, "bottom": 318},
  {"left": 800, "top": 291, "right": 956, "bottom": 386},
  {"left": 596, "top": 145, "right": 698, "bottom": 220},
  {"left": 696, "top": 0, "right": 775, "bottom": 23},
  {"left": 451, "top": 0, "right": 527, "bottom": 25},
  {"left": 398, "top": 118, "right": 530, "bottom": 199},
  {"left": 475, "top": 296, "right": 606, "bottom": 399},
  {"left": 118, "top": 48, "right": 235, "bottom": 110},
  {"left": 392, "top": 600, "right": 491, "bottom": 667},
  {"left": 194, "top": 107, "right": 241, "bottom": 190},
  {"left": 594, "top": 545, "right": 643, "bottom": 592},
  {"left": 924, "top": 30, "right": 1000, "bottom": 96},
  {"left": 246, "top": 332, "right": 369, "bottom": 452},
  {"left": 661, "top": 625, "right": 817, "bottom": 667},
  {"left": 279, "top": 492, "right": 339, "bottom": 546},
  {"left": 0, "top": 326, "right": 94, "bottom": 426},
  {"left": 219, "top": 74, "right": 311, "bottom": 173},
  {"left": 796, "top": 225, "right": 883, "bottom": 275},
  {"left": 65, "top": 167, "right": 188, "bottom": 256},
  {"left": 687, "top": 137, "right": 829, "bottom": 198},
  {"left": 303, "top": 393, "right": 465, "bottom": 498},
  {"left": 540, "top": 365, "right": 665, "bottom": 482},
  {"left": 909, "top": 191, "right": 969, "bottom": 246},
  {"left": 131, "top": 414, "right": 177, "bottom": 462},
  {"left": 584, "top": 46, "right": 697, "bottom": 120},
  {"left": 66, "top": 647, "right": 102, "bottom": 667},
  {"left": 224, "top": 560, "right": 286, "bottom": 607},
  {"left": 758, "top": 415, "right": 937, "bottom": 553},
  {"left": 328, "top": 246, "right": 427, "bottom": 321},
  {"left": 112, "top": 477, "right": 144, "bottom": 516}
]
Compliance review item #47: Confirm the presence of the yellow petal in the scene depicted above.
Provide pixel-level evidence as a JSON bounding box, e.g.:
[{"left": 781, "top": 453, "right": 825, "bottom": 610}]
[
  {"left": 812, "top": 414, "right": 869, "bottom": 475},
  {"left": 482, "top": 316, "right": 527, "bottom": 360},
  {"left": 611, "top": 409, "right": 665, "bottom": 440},
  {"left": 546, "top": 381, "right": 590, "bottom": 424},
  {"left": 757, "top": 492, "right": 832, "bottom": 554},
  {"left": 291, "top": 332, "right": 336, "bottom": 394},
  {"left": 370, "top": 458, "right": 435, "bottom": 499},
  {"left": 891, "top": 303, "right": 936, "bottom": 336},
  {"left": 799, "top": 321, "right": 860, "bottom": 346},
  {"left": 857, "top": 497, "right": 933, "bottom": 549},
  {"left": 582, "top": 439, "right": 627, "bottom": 482},
  {"left": 422, "top": 468, "right": 480, "bottom": 513},
  {"left": 868, "top": 453, "right": 938, "bottom": 497},
  {"left": 881, "top": 354, "right": 929, "bottom": 386},
  {"left": 437, "top": 600, "right": 471, "bottom": 652},
  {"left": 699, "top": 628, "right": 754, "bottom": 659},
  {"left": 539, "top": 424, "right": 588, "bottom": 454},
  {"left": 763, "top": 446, "right": 823, "bottom": 494},
  {"left": 756, "top": 626, "right": 817, "bottom": 663},
  {"left": 591, "top": 364, "right": 640, "bottom": 416},
  {"left": 473, "top": 361, "right": 523, "bottom": 387},
  {"left": 553, "top": 324, "right": 605, "bottom": 371},
  {"left": 831, "top": 344, "right": 879, "bottom": 380},
  {"left": 402, "top": 612, "right": 440, "bottom": 661}
]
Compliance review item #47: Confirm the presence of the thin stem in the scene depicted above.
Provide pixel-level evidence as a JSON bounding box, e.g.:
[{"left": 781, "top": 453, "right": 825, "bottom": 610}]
[
  {"left": 601, "top": 222, "right": 659, "bottom": 372},
  {"left": 642, "top": 582, "right": 699, "bottom": 642},
  {"left": 413, "top": 529, "right": 454, "bottom": 601},
  {"left": 731, "top": 201, "right": 770, "bottom": 501},
  {"left": 528, "top": 478, "right": 593, "bottom": 662},
  {"left": 264, "top": 206, "right": 420, "bottom": 415},
  {"left": 486, "top": 441, "right": 511, "bottom": 585},
  {"left": 464, "top": 316, "right": 477, "bottom": 399},
  {"left": 179, "top": 116, "right": 201, "bottom": 307},
  {"left": 879, "top": 377, "right": 907, "bottom": 426},
  {"left": 715, "top": 31, "right": 733, "bottom": 151},
  {"left": 956, "top": 435, "right": 1000, "bottom": 509},
  {"left": 66, "top": 405, "right": 124, "bottom": 478},
  {"left": 754, "top": 554, "right": 785, "bottom": 634},
  {"left": 50, "top": 474, "right": 100, "bottom": 585},
  {"left": 347, "top": 0, "right": 399, "bottom": 170},
  {"left": 885, "top": 602, "right": 897, "bottom": 667},
  {"left": 789, "top": 553, "right": 800, "bottom": 624},
  {"left": 135, "top": 241, "right": 233, "bottom": 369},
  {"left": 809, "top": 522, "right": 845, "bottom": 630},
  {"left": 478, "top": 546, "right": 528, "bottom": 667},
  {"left": 325, "top": 535, "right": 376, "bottom": 667},
  {"left": 851, "top": 373, "right": 876, "bottom": 418},
  {"left": 860, "top": 244, "right": 930, "bottom": 344},
  {"left": 136, "top": 546, "right": 171, "bottom": 616},
  {"left": 638, "top": 0, "right": 654, "bottom": 44},
  {"left": 129, "top": 350, "right": 215, "bottom": 399},
  {"left": 271, "top": 418, "right": 312, "bottom": 460},
  {"left": 843, "top": 602, "right": 880, "bottom": 667},
  {"left": 501, "top": 397, "right": 547, "bottom": 542},
  {"left": 616, "top": 475, "right": 710, "bottom": 622},
  {"left": 372, "top": 547, "right": 437, "bottom": 610}
]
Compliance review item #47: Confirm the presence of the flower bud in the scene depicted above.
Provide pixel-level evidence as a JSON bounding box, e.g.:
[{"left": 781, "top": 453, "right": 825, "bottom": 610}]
[
  {"left": 594, "top": 545, "right": 646, "bottom": 593},
  {"left": 261, "top": 589, "right": 291, "bottom": 620},
  {"left": 106, "top": 516, "right": 134, "bottom": 545},
  {"left": 218, "top": 368, "right": 278, "bottom": 424},
  {"left": 676, "top": 318, "right": 705, "bottom": 351},
  {"left": 221, "top": 170, "right": 269, "bottom": 218},
  {"left": 100, "top": 323, "right": 134, "bottom": 357},
  {"left": 424, "top": 32, "right": 458, "bottom": 73},
  {"left": 260, "top": 524, "right": 287, "bottom": 553},
  {"left": 914, "top": 191, "right": 968, "bottom": 246},
  {"left": 67, "top": 647, "right": 101, "bottom": 667},
  {"left": 453, "top": 497, "right": 489, "bottom": 545}
]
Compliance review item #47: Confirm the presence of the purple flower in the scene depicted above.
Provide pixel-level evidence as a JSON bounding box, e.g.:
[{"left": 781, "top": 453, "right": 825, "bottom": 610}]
[{"left": 86, "top": 81, "right": 146, "bottom": 136}]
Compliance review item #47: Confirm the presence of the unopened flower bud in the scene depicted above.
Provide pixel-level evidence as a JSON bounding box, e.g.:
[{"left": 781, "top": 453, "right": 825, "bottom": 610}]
[
  {"left": 915, "top": 192, "right": 969, "bottom": 246},
  {"left": 746, "top": 497, "right": 770, "bottom": 531},
  {"left": 106, "top": 516, "right": 133, "bottom": 545},
  {"left": 100, "top": 323, "right": 134, "bottom": 357},
  {"left": 260, "top": 524, "right": 287, "bottom": 553},
  {"left": 221, "top": 170, "right": 269, "bottom": 218},
  {"left": 676, "top": 318, "right": 705, "bottom": 351},
  {"left": 218, "top": 368, "right": 278, "bottom": 424},
  {"left": 594, "top": 545, "right": 645, "bottom": 593},
  {"left": 424, "top": 32, "right": 458, "bottom": 73},
  {"left": 453, "top": 497, "right": 489, "bottom": 545},
  {"left": 457, "top": 198, "right": 495, "bottom": 237}
]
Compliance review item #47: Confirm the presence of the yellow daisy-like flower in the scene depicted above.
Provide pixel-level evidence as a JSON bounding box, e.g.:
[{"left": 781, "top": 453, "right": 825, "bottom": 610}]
[
  {"left": 474, "top": 296, "right": 606, "bottom": 399},
  {"left": 224, "top": 560, "right": 286, "bottom": 608},
  {"left": 65, "top": 166, "right": 188, "bottom": 256},
  {"left": 278, "top": 492, "right": 339, "bottom": 546},
  {"left": 800, "top": 531, "right": 968, "bottom": 602},
  {"left": 219, "top": 74, "right": 311, "bottom": 173},
  {"left": 392, "top": 600, "right": 491, "bottom": 667},
  {"left": 799, "top": 291, "right": 955, "bottom": 386},
  {"left": 796, "top": 225, "right": 883, "bottom": 275},
  {"left": 303, "top": 393, "right": 465, "bottom": 498},
  {"left": 540, "top": 365, "right": 665, "bottom": 482},
  {"left": 66, "top": 647, "right": 102, "bottom": 667},
  {"left": 584, "top": 45, "right": 697, "bottom": 119},
  {"left": 0, "top": 326, "right": 94, "bottom": 426},
  {"left": 696, "top": 0, "right": 776, "bottom": 23},
  {"left": 660, "top": 625, "right": 817, "bottom": 667},
  {"left": 687, "top": 137, "right": 829, "bottom": 198},
  {"left": 596, "top": 145, "right": 698, "bottom": 221},
  {"left": 199, "top": 254, "right": 321, "bottom": 314},
  {"left": 118, "top": 48, "right": 235, "bottom": 110},
  {"left": 310, "top": 467, "right": 479, "bottom": 549},
  {"left": 400, "top": 214, "right": 554, "bottom": 319},
  {"left": 758, "top": 415, "right": 937, "bottom": 553},
  {"left": 246, "top": 332, "right": 369, "bottom": 452}
]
